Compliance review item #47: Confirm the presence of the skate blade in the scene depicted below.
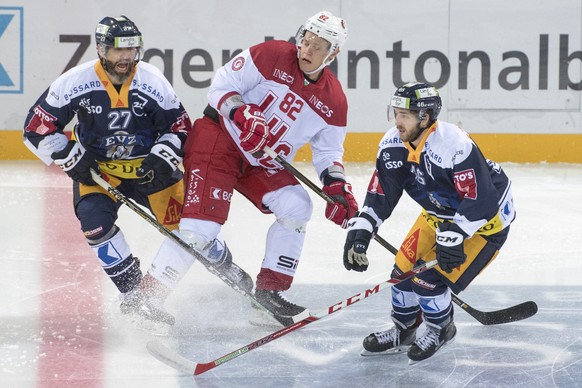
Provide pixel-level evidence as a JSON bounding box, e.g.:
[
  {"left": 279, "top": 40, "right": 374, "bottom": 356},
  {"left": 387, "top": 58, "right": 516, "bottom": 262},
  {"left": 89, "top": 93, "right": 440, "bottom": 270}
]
[
  {"left": 248, "top": 308, "right": 310, "bottom": 327},
  {"left": 248, "top": 309, "right": 282, "bottom": 328},
  {"left": 407, "top": 337, "right": 456, "bottom": 365},
  {"left": 122, "top": 314, "right": 173, "bottom": 336},
  {"left": 360, "top": 346, "right": 410, "bottom": 357}
]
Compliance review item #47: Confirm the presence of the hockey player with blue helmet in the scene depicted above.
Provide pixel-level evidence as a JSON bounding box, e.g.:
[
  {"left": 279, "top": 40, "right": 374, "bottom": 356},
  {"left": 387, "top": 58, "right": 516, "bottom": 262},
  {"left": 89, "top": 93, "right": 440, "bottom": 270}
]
[
  {"left": 343, "top": 82, "right": 516, "bottom": 363},
  {"left": 23, "top": 16, "right": 200, "bottom": 331}
]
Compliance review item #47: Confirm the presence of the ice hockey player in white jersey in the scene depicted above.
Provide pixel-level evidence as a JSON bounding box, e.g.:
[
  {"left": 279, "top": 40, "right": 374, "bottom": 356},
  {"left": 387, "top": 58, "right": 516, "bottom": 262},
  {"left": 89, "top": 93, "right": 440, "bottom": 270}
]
[
  {"left": 23, "top": 16, "right": 194, "bottom": 330},
  {"left": 343, "top": 82, "right": 516, "bottom": 363},
  {"left": 141, "top": 10, "right": 358, "bottom": 326}
]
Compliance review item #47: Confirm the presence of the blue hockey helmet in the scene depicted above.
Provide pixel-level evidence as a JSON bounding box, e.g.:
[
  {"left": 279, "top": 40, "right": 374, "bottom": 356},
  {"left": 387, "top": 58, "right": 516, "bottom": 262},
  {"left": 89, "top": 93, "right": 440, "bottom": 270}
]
[
  {"left": 390, "top": 82, "right": 442, "bottom": 122},
  {"left": 95, "top": 15, "right": 143, "bottom": 50}
]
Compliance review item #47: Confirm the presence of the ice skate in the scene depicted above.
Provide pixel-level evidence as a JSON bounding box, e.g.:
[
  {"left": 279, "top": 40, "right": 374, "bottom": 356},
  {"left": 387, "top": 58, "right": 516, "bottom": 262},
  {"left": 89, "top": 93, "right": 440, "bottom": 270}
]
[
  {"left": 219, "top": 261, "right": 254, "bottom": 294},
  {"left": 120, "top": 275, "right": 175, "bottom": 335},
  {"left": 407, "top": 320, "right": 457, "bottom": 364},
  {"left": 203, "top": 239, "right": 254, "bottom": 294},
  {"left": 361, "top": 319, "right": 419, "bottom": 356},
  {"left": 250, "top": 289, "right": 310, "bottom": 327}
]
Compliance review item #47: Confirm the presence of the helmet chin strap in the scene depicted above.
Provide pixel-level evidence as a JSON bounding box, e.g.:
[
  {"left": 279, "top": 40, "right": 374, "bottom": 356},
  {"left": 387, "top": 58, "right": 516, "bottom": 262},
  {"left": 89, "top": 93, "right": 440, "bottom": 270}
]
[{"left": 303, "top": 53, "right": 334, "bottom": 75}]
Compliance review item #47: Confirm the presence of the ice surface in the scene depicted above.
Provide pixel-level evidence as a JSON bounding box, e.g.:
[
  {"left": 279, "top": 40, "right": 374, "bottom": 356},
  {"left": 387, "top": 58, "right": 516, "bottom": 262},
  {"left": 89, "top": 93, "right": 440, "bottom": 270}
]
[{"left": 1, "top": 161, "right": 581, "bottom": 387}]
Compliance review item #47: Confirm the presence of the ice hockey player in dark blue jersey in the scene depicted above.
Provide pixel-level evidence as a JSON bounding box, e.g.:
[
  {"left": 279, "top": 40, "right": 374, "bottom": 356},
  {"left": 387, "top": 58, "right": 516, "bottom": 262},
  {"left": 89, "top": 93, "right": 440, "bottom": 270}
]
[
  {"left": 343, "top": 82, "right": 516, "bottom": 363},
  {"left": 23, "top": 15, "right": 196, "bottom": 331}
]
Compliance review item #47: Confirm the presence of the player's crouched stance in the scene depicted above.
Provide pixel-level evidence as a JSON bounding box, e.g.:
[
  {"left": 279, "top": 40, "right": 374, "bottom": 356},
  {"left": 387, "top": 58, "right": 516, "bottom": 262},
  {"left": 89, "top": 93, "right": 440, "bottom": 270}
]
[
  {"left": 22, "top": 16, "right": 253, "bottom": 334},
  {"left": 343, "top": 82, "right": 515, "bottom": 363}
]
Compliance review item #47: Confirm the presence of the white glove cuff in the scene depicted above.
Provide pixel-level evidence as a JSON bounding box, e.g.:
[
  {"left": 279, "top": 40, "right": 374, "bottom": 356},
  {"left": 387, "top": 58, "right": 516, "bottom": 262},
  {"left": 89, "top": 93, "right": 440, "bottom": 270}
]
[
  {"left": 218, "top": 93, "right": 245, "bottom": 119},
  {"left": 346, "top": 216, "right": 374, "bottom": 233},
  {"left": 53, "top": 141, "right": 86, "bottom": 172},
  {"left": 151, "top": 142, "right": 182, "bottom": 171}
]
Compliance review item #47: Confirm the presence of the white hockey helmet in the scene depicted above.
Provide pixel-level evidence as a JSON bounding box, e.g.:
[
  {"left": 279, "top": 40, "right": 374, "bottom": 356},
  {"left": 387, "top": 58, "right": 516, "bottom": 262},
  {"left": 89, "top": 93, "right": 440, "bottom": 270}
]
[
  {"left": 299, "top": 11, "right": 347, "bottom": 53},
  {"left": 296, "top": 11, "right": 347, "bottom": 73}
]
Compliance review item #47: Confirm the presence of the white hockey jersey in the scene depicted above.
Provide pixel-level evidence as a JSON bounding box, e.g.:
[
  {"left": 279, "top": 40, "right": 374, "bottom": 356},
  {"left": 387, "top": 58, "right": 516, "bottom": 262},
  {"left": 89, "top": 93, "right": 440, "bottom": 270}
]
[{"left": 208, "top": 40, "right": 348, "bottom": 181}]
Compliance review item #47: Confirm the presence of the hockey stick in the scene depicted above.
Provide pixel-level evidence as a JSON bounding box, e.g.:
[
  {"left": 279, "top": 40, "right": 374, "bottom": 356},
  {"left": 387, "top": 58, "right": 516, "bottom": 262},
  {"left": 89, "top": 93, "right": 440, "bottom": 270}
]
[
  {"left": 262, "top": 147, "right": 538, "bottom": 325},
  {"left": 451, "top": 294, "right": 537, "bottom": 325},
  {"left": 89, "top": 170, "right": 307, "bottom": 325},
  {"left": 147, "top": 259, "right": 438, "bottom": 375}
]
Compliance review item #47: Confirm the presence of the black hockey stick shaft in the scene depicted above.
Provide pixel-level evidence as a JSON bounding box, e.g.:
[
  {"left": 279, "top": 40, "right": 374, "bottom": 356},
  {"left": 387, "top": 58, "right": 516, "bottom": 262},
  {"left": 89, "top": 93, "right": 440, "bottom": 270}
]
[
  {"left": 263, "top": 147, "right": 397, "bottom": 254},
  {"left": 89, "top": 170, "right": 284, "bottom": 321},
  {"left": 262, "top": 147, "right": 537, "bottom": 325},
  {"left": 147, "top": 259, "right": 438, "bottom": 375}
]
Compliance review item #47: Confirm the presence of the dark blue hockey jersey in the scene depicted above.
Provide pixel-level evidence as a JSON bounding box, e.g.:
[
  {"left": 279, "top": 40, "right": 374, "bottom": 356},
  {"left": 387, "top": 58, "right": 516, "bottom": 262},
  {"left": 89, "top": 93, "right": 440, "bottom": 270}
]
[
  {"left": 361, "top": 121, "right": 515, "bottom": 237},
  {"left": 23, "top": 59, "right": 191, "bottom": 178}
]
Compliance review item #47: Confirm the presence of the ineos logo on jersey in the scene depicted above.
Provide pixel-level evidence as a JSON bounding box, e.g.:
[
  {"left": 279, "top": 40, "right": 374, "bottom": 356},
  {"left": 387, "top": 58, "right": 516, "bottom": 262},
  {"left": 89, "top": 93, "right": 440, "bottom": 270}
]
[
  {"left": 308, "top": 95, "right": 333, "bottom": 117},
  {"left": 273, "top": 68, "right": 294, "bottom": 84},
  {"left": 232, "top": 56, "right": 245, "bottom": 71},
  {"left": 210, "top": 187, "right": 232, "bottom": 202}
]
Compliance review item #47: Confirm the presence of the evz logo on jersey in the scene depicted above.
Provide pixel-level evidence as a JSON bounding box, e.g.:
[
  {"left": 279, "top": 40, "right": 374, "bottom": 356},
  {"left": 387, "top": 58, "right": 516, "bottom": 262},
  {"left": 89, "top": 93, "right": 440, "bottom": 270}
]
[
  {"left": 104, "top": 131, "right": 137, "bottom": 159},
  {"left": 454, "top": 169, "right": 477, "bottom": 199}
]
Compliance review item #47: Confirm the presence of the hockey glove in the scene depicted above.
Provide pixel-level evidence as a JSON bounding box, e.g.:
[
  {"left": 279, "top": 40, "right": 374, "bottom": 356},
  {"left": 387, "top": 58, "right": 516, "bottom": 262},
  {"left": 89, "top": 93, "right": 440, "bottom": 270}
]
[
  {"left": 136, "top": 141, "right": 183, "bottom": 188},
  {"left": 343, "top": 214, "right": 375, "bottom": 272},
  {"left": 233, "top": 104, "right": 270, "bottom": 155},
  {"left": 323, "top": 181, "right": 359, "bottom": 229},
  {"left": 51, "top": 140, "right": 99, "bottom": 186},
  {"left": 435, "top": 222, "right": 468, "bottom": 273}
]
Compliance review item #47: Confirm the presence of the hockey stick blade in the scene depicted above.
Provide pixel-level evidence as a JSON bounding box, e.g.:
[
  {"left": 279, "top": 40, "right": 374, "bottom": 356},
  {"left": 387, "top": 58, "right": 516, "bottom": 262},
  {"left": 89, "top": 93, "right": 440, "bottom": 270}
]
[
  {"left": 147, "top": 260, "right": 438, "bottom": 375},
  {"left": 452, "top": 295, "right": 537, "bottom": 325}
]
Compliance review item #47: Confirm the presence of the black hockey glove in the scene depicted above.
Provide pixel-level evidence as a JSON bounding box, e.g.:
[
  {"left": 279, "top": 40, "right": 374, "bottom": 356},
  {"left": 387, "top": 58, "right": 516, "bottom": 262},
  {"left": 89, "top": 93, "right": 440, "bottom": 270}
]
[
  {"left": 343, "top": 213, "right": 376, "bottom": 272},
  {"left": 51, "top": 140, "right": 99, "bottom": 185},
  {"left": 136, "top": 141, "right": 183, "bottom": 188},
  {"left": 435, "top": 222, "right": 468, "bottom": 273}
]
